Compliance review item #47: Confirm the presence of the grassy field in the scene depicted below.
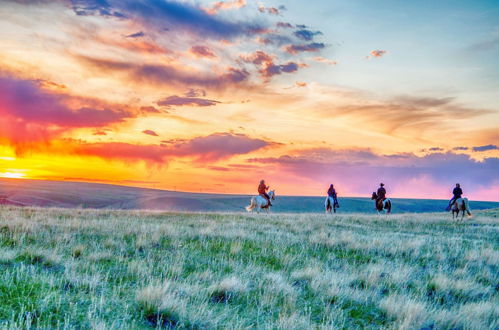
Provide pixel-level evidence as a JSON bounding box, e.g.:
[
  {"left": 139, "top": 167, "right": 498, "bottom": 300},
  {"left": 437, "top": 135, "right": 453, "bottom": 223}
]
[{"left": 0, "top": 207, "right": 497, "bottom": 329}]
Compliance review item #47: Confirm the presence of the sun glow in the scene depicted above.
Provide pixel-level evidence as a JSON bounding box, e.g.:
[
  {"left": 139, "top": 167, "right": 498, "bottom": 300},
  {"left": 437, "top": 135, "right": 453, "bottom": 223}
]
[{"left": 0, "top": 171, "right": 26, "bottom": 179}]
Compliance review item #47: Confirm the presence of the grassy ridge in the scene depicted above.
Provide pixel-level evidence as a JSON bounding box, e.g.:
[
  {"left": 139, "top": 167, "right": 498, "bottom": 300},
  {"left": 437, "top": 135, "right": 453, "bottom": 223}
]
[
  {"left": 2, "top": 178, "right": 499, "bottom": 213},
  {"left": 0, "top": 207, "right": 498, "bottom": 328}
]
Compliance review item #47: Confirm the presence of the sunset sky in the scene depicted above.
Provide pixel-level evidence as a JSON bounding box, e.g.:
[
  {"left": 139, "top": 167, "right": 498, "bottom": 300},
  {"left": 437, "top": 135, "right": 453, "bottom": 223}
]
[{"left": 0, "top": 0, "right": 498, "bottom": 200}]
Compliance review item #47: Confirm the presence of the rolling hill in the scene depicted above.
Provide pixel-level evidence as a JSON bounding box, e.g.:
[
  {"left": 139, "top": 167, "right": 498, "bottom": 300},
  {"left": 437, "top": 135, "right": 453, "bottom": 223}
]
[{"left": 0, "top": 178, "right": 498, "bottom": 213}]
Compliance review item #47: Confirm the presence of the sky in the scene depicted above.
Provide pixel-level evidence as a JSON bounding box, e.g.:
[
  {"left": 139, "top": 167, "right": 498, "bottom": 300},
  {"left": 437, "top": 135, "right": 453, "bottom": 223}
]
[{"left": 0, "top": 0, "right": 498, "bottom": 200}]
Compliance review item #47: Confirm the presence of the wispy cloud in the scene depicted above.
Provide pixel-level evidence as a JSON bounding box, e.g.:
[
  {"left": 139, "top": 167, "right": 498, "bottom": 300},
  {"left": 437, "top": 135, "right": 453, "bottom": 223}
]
[
  {"left": 189, "top": 45, "right": 217, "bottom": 58},
  {"left": 473, "top": 144, "right": 498, "bottom": 152},
  {"left": 157, "top": 95, "right": 220, "bottom": 108},
  {"left": 294, "top": 29, "right": 323, "bottom": 41},
  {"left": 142, "top": 130, "right": 159, "bottom": 137},
  {"left": 74, "top": 133, "right": 273, "bottom": 164},
  {"left": 285, "top": 43, "right": 326, "bottom": 54},
  {"left": 125, "top": 31, "right": 145, "bottom": 38},
  {"left": 366, "top": 49, "right": 387, "bottom": 59},
  {"left": 312, "top": 57, "right": 337, "bottom": 66},
  {"left": 205, "top": 0, "right": 246, "bottom": 15},
  {"left": 78, "top": 56, "right": 250, "bottom": 89}
]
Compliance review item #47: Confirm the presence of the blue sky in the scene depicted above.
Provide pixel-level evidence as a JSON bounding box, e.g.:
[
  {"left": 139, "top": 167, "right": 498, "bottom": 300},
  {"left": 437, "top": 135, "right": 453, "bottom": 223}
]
[{"left": 280, "top": 0, "right": 499, "bottom": 105}]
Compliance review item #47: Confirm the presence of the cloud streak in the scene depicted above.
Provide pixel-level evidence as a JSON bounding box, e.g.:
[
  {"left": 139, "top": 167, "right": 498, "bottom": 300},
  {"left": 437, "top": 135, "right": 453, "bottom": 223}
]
[
  {"left": 79, "top": 56, "right": 250, "bottom": 89},
  {"left": 473, "top": 144, "right": 498, "bottom": 152},
  {"left": 73, "top": 133, "right": 272, "bottom": 164},
  {"left": 285, "top": 43, "right": 326, "bottom": 54},
  {"left": 157, "top": 95, "right": 220, "bottom": 108}
]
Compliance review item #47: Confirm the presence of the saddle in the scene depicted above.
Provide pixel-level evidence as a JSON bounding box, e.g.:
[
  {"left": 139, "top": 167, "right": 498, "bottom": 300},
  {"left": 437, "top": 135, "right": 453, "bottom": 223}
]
[
  {"left": 259, "top": 194, "right": 271, "bottom": 208},
  {"left": 327, "top": 197, "right": 339, "bottom": 208},
  {"left": 376, "top": 198, "right": 386, "bottom": 210}
]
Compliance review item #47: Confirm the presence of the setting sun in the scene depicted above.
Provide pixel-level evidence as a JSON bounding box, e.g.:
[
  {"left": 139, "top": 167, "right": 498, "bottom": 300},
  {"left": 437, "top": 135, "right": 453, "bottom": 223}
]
[{"left": 0, "top": 171, "right": 26, "bottom": 179}]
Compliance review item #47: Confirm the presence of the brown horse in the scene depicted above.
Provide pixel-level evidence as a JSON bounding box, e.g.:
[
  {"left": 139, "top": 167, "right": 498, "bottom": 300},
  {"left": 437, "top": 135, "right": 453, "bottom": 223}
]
[
  {"left": 451, "top": 198, "right": 471, "bottom": 220},
  {"left": 371, "top": 192, "right": 391, "bottom": 214}
]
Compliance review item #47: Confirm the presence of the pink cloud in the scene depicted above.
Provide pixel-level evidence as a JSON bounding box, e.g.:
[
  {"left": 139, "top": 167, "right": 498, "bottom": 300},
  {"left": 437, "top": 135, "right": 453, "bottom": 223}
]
[
  {"left": 313, "top": 57, "right": 337, "bottom": 65},
  {"left": 248, "top": 149, "right": 499, "bottom": 200},
  {"left": 0, "top": 75, "right": 133, "bottom": 145},
  {"left": 142, "top": 130, "right": 159, "bottom": 136},
  {"left": 366, "top": 50, "right": 387, "bottom": 59},
  {"left": 72, "top": 133, "right": 272, "bottom": 164},
  {"left": 190, "top": 45, "right": 217, "bottom": 58}
]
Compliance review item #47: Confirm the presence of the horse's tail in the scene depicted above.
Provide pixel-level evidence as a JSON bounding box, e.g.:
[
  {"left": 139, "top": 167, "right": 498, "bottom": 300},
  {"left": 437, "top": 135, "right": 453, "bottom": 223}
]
[
  {"left": 385, "top": 199, "right": 392, "bottom": 213},
  {"left": 246, "top": 197, "right": 256, "bottom": 212},
  {"left": 463, "top": 198, "right": 471, "bottom": 215}
]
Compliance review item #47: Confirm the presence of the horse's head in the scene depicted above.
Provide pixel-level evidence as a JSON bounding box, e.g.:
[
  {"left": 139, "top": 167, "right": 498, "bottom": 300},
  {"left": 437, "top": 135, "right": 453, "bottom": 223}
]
[
  {"left": 269, "top": 190, "right": 275, "bottom": 200},
  {"left": 371, "top": 192, "right": 377, "bottom": 200}
]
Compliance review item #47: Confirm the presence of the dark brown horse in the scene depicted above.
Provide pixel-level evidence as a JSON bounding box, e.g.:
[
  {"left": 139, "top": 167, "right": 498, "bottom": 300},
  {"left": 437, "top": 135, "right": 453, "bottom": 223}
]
[{"left": 371, "top": 192, "right": 391, "bottom": 214}]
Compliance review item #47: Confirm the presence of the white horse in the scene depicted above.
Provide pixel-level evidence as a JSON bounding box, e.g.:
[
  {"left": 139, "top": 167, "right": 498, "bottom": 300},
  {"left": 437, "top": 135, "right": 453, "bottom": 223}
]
[
  {"left": 324, "top": 197, "right": 339, "bottom": 214},
  {"left": 451, "top": 198, "right": 471, "bottom": 220},
  {"left": 246, "top": 190, "right": 275, "bottom": 213}
]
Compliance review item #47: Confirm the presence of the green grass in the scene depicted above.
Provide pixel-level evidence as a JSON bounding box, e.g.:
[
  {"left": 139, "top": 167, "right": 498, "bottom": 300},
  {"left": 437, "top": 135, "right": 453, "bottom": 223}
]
[{"left": 0, "top": 206, "right": 497, "bottom": 328}]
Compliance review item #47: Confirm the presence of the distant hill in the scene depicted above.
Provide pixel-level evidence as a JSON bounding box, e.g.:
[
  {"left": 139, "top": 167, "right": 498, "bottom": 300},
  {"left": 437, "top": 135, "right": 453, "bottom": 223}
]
[{"left": 0, "top": 178, "right": 498, "bottom": 213}]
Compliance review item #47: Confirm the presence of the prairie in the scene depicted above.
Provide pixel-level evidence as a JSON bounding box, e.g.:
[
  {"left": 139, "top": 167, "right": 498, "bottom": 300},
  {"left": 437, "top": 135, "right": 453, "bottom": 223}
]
[
  {"left": 0, "top": 206, "right": 497, "bottom": 329},
  {"left": 1, "top": 178, "right": 499, "bottom": 213}
]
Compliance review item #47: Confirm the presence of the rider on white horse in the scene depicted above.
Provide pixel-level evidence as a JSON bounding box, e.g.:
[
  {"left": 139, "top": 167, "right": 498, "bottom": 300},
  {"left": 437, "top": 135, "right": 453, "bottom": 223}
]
[{"left": 258, "top": 179, "right": 272, "bottom": 207}]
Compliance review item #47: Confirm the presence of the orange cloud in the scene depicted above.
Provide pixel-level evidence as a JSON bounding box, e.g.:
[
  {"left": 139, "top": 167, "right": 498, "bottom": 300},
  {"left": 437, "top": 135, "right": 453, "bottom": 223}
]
[
  {"left": 205, "top": 0, "right": 246, "bottom": 15},
  {"left": 366, "top": 50, "right": 387, "bottom": 59},
  {"left": 72, "top": 133, "right": 273, "bottom": 164}
]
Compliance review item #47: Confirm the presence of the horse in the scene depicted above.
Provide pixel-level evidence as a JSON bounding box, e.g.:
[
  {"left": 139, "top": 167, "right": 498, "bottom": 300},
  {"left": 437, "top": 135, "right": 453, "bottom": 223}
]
[
  {"left": 450, "top": 197, "right": 471, "bottom": 220},
  {"left": 324, "top": 197, "right": 339, "bottom": 214},
  {"left": 246, "top": 190, "right": 275, "bottom": 213},
  {"left": 371, "top": 192, "right": 391, "bottom": 214}
]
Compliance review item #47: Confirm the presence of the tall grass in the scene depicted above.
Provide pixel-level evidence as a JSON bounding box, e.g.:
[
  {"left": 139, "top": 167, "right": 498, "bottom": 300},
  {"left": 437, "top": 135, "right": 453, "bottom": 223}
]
[{"left": 0, "top": 206, "right": 497, "bottom": 328}]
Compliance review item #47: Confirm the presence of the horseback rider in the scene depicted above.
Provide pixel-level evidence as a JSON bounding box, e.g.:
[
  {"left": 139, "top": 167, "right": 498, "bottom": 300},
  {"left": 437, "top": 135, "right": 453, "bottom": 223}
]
[
  {"left": 327, "top": 184, "right": 339, "bottom": 208},
  {"left": 258, "top": 179, "right": 272, "bottom": 207},
  {"left": 376, "top": 183, "right": 386, "bottom": 210},
  {"left": 447, "top": 183, "right": 463, "bottom": 211}
]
